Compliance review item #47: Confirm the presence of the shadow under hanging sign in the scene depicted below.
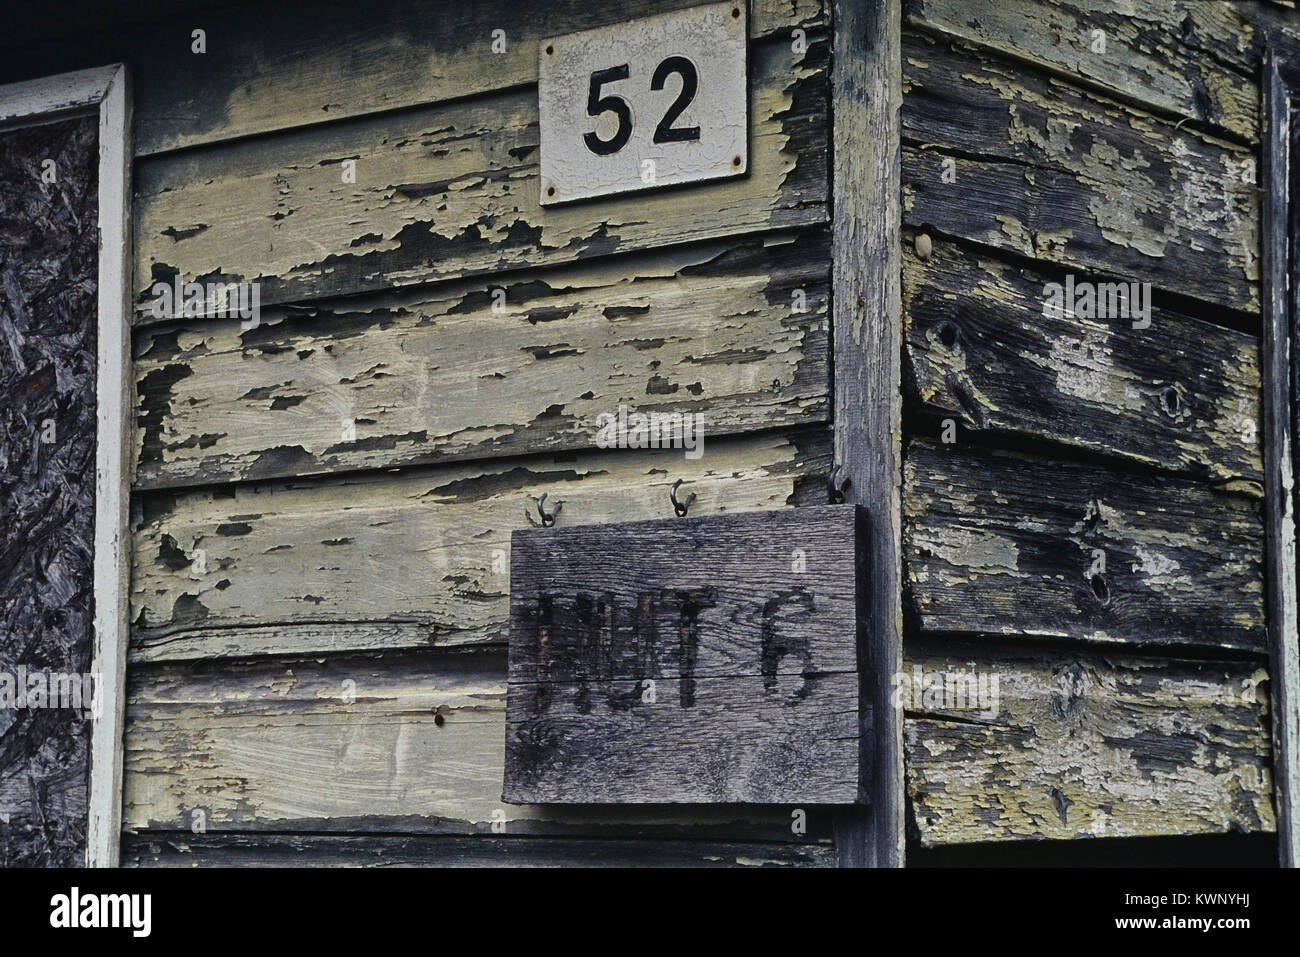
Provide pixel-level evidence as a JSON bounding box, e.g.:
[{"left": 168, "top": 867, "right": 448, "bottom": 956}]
[{"left": 503, "top": 505, "right": 866, "bottom": 804}]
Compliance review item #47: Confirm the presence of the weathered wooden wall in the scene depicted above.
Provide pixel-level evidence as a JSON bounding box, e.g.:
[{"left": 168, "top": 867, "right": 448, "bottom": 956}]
[
  {"left": 898, "top": 0, "right": 1290, "bottom": 850},
  {"left": 1, "top": 0, "right": 1291, "bottom": 865},
  {"left": 111, "top": 0, "right": 842, "bottom": 865}
]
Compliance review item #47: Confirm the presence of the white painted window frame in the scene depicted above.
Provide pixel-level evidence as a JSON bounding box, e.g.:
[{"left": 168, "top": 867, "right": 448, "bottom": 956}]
[{"left": 0, "top": 65, "right": 132, "bottom": 868}]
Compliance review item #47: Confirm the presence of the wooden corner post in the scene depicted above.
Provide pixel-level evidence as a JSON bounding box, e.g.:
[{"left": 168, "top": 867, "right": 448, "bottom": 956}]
[
  {"left": 831, "top": 0, "right": 904, "bottom": 867},
  {"left": 1262, "top": 43, "right": 1300, "bottom": 869}
]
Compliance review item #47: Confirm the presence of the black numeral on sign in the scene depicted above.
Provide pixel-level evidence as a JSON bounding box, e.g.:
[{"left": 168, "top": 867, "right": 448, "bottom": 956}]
[
  {"left": 582, "top": 57, "right": 702, "bottom": 155},
  {"left": 583, "top": 64, "right": 633, "bottom": 156},
  {"left": 651, "top": 56, "right": 700, "bottom": 143}
]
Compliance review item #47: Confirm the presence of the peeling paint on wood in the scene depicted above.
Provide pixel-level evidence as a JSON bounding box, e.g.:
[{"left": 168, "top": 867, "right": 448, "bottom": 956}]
[
  {"left": 902, "top": 31, "right": 1259, "bottom": 313},
  {"left": 132, "top": 36, "right": 828, "bottom": 316},
  {"left": 903, "top": 234, "right": 1262, "bottom": 482},
  {"left": 121, "top": 0, "right": 828, "bottom": 157},
  {"left": 904, "top": 440, "right": 1265, "bottom": 651},
  {"left": 133, "top": 232, "right": 830, "bottom": 490},
  {"left": 130, "top": 429, "right": 831, "bottom": 663},
  {"left": 904, "top": 0, "right": 1259, "bottom": 141},
  {"left": 905, "top": 640, "right": 1274, "bottom": 845},
  {"left": 2, "top": 0, "right": 1275, "bottom": 861}
]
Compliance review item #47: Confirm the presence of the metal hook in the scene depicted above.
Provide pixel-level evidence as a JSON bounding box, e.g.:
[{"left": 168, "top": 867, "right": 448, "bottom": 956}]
[
  {"left": 537, "top": 492, "right": 562, "bottom": 527},
  {"left": 669, "top": 479, "right": 695, "bottom": 517},
  {"left": 828, "top": 464, "right": 850, "bottom": 504}
]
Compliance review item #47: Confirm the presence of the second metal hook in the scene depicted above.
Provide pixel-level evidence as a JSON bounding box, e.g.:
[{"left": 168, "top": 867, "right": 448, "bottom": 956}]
[
  {"left": 537, "top": 492, "right": 562, "bottom": 527},
  {"left": 670, "top": 479, "right": 695, "bottom": 517},
  {"left": 828, "top": 465, "right": 850, "bottom": 504}
]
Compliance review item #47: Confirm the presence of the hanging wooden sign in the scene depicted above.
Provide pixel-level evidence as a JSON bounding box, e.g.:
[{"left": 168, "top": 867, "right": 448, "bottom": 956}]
[{"left": 503, "top": 505, "right": 865, "bottom": 804}]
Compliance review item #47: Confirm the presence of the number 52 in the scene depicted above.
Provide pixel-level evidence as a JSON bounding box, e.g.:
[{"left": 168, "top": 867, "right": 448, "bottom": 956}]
[{"left": 583, "top": 56, "right": 701, "bottom": 156}]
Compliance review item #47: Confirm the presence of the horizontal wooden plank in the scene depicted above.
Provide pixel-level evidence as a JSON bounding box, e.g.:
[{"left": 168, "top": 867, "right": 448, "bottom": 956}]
[
  {"left": 903, "top": 440, "right": 1265, "bottom": 652},
  {"left": 904, "top": 641, "right": 1274, "bottom": 845},
  {"left": 133, "top": 231, "right": 830, "bottom": 490},
  {"left": 123, "top": 649, "right": 838, "bottom": 837},
  {"left": 902, "top": 32, "right": 1259, "bottom": 314},
  {"left": 127, "top": 0, "right": 827, "bottom": 156},
  {"left": 903, "top": 234, "right": 1262, "bottom": 482},
  {"left": 0, "top": 2, "right": 827, "bottom": 157},
  {"left": 122, "top": 831, "right": 835, "bottom": 867},
  {"left": 910, "top": 832, "right": 1280, "bottom": 866},
  {"left": 904, "top": 0, "right": 1259, "bottom": 141},
  {"left": 132, "top": 34, "right": 828, "bottom": 316},
  {"left": 130, "top": 429, "right": 831, "bottom": 663}
]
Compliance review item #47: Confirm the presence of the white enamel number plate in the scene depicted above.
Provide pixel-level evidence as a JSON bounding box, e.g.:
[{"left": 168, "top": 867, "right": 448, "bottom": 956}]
[{"left": 538, "top": 2, "right": 749, "bottom": 205}]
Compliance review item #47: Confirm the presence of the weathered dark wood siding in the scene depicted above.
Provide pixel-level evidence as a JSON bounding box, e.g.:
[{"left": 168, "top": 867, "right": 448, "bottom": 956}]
[
  {"left": 37, "top": 0, "right": 842, "bottom": 865},
  {"left": 898, "top": 0, "right": 1286, "bottom": 848},
  {"left": 0, "top": 0, "right": 1289, "bottom": 865}
]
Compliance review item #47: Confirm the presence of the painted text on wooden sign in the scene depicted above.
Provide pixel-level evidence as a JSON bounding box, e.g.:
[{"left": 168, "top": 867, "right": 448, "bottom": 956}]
[{"left": 504, "top": 506, "right": 864, "bottom": 804}]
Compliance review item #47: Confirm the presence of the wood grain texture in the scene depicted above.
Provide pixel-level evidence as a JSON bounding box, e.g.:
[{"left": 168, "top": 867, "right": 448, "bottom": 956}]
[
  {"left": 902, "top": 31, "right": 1259, "bottom": 314},
  {"left": 831, "top": 0, "right": 905, "bottom": 867},
  {"left": 86, "top": 61, "right": 134, "bottom": 871},
  {"left": 133, "top": 231, "right": 830, "bottom": 491},
  {"left": 904, "top": 440, "right": 1265, "bottom": 652},
  {"left": 904, "top": 0, "right": 1259, "bottom": 141},
  {"left": 132, "top": 35, "right": 828, "bottom": 316},
  {"left": 905, "top": 641, "right": 1274, "bottom": 845},
  {"left": 124, "top": 0, "right": 828, "bottom": 157},
  {"left": 506, "top": 673, "right": 859, "bottom": 804},
  {"left": 903, "top": 233, "right": 1262, "bottom": 482},
  {"left": 123, "top": 649, "right": 839, "bottom": 839},
  {"left": 122, "top": 831, "right": 835, "bottom": 867},
  {"left": 0, "top": 65, "right": 125, "bottom": 124},
  {"left": 1261, "top": 42, "right": 1300, "bottom": 868},
  {"left": 504, "top": 506, "right": 861, "bottom": 804},
  {"left": 0, "top": 114, "right": 99, "bottom": 867},
  {"left": 123, "top": 641, "right": 1273, "bottom": 847},
  {"left": 506, "top": 507, "right": 860, "bottom": 683},
  {"left": 130, "top": 429, "right": 831, "bottom": 663}
]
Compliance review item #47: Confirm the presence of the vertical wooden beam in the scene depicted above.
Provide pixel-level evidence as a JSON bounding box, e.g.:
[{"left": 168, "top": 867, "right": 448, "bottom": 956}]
[
  {"left": 87, "top": 63, "right": 133, "bottom": 869},
  {"left": 1263, "top": 46, "right": 1300, "bottom": 869},
  {"left": 831, "top": 0, "right": 904, "bottom": 867}
]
